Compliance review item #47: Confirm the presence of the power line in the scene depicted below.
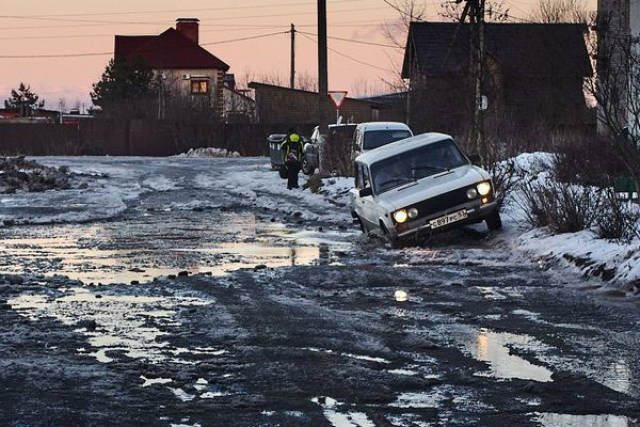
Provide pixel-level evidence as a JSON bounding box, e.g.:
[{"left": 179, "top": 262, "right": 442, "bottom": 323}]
[
  {"left": 200, "top": 31, "right": 288, "bottom": 46},
  {"left": 5, "top": 0, "right": 370, "bottom": 18},
  {"left": 0, "top": 31, "right": 291, "bottom": 58},
  {"left": 0, "top": 51, "right": 113, "bottom": 59},
  {"left": 0, "top": 6, "right": 389, "bottom": 28},
  {"left": 298, "top": 32, "right": 395, "bottom": 73},
  {"left": 297, "top": 30, "right": 402, "bottom": 49}
]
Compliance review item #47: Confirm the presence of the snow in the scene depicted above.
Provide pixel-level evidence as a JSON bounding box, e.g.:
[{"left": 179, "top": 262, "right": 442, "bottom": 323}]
[
  {"left": 0, "top": 156, "right": 352, "bottom": 227},
  {"left": 174, "top": 147, "right": 240, "bottom": 158},
  {"left": 501, "top": 152, "right": 640, "bottom": 295}
]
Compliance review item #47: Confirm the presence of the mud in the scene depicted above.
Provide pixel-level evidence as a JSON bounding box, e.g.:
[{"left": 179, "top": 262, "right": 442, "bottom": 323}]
[{"left": 0, "top": 158, "right": 639, "bottom": 426}]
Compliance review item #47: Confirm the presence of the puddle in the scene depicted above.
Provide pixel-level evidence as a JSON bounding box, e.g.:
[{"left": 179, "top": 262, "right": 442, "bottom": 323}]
[
  {"left": 8, "top": 286, "right": 226, "bottom": 365},
  {"left": 0, "top": 211, "right": 352, "bottom": 284},
  {"left": 534, "top": 413, "right": 634, "bottom": 426},
  {"left": 464, "top": 328, "right": 553, "bottom": 382}
]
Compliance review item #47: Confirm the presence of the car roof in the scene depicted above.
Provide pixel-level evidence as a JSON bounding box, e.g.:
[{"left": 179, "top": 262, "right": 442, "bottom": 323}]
[
  {"left": 355, "top": 132, "right": 453, "bottom": 165},
  {"left": 356, "top": 121, "right": 412, "bottom": 131}
]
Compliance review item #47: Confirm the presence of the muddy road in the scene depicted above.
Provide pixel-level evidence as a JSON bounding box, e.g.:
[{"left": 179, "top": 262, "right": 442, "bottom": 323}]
[{"left": 0, "top": 158, "right": 638, "bottom": 426}]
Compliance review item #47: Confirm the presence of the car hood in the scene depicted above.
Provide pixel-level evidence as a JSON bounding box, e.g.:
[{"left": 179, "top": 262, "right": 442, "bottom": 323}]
[{"left": 375, "top": 165, "right": 489, "bottom": 210}]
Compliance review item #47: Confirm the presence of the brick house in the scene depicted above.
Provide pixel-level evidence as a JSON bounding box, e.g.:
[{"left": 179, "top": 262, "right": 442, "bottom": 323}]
[
  {"left": 248, "top": 82, "right": 389, "bottom": 125},
  {"left": 402, "top": 22, "right": 594, "bottom": 136},
  {"left": 115, "top": 18, "right": 229, "bottom": 117}
]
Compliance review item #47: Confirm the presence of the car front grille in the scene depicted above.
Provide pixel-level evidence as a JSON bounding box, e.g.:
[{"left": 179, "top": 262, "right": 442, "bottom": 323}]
[{"left": 409, "top": 186, "right": 474, "bottom": 220}]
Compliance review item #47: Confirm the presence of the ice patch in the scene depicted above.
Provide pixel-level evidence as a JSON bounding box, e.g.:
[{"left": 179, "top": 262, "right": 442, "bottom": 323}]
[
  {"left": 141, "top": 376, "right": 173, "bottom": 387},
  {"left": 169, "top": 387, "right": 196, "bottom": 402},
  {"left": 311, "top": 396, "right": 375, "bottom": 427}
]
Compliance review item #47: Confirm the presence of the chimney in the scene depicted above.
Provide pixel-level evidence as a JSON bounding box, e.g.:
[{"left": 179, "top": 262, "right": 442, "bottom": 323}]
[{"left": 176, "top": 18, "right": 199, "bottom": 45}]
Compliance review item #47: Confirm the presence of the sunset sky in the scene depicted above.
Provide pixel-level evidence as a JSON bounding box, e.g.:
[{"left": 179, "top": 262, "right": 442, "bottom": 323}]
[{"left": 0, "top": 0, "right": 596, "bottom": 110}]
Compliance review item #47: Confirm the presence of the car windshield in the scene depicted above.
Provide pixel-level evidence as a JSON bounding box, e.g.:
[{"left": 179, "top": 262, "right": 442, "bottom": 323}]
[
  {"left": 362, "top": 129, "right": 412, "bottom": 150},
  {"left": 371, "top": 139, "right": 468, "bottom": 194}
]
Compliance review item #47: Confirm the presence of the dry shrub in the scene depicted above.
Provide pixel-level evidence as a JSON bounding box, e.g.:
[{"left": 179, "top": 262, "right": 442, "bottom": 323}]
[
  {"left": 596, "top": 189, "right": 640, "bottom": 240},
  {"left": 518, "top": 179, "right": 602, "bottom": 233},
  {"left": 554, "top": 135, "right": 622, "bottom": 186}
]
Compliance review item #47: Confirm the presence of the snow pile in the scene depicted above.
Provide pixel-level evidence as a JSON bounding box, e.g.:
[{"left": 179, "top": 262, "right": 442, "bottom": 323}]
[
  {"left": 502, "top": 152, "right": 640, "bottom": 295},
  {"left": 0, "top": 156, "right": 70, "bottom": 193},
  {"left": 175, "top": 147, "right": 240, "bottom": 158}
]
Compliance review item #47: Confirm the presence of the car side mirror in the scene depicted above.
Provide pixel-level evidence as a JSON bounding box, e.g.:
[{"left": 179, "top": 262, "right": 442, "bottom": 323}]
[
  {"left": 359, "top": 187, "right": 373, "bottom": 197},
  {"left": 468, "top": 154, "right": 481, "bottom": 165}
]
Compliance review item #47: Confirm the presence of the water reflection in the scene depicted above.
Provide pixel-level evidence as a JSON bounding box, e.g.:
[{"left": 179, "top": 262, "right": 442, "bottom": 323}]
[
  {"left": 535, "top": 413, "right": 632, "bottom": 427},
  {"left": 8, "top": 287, "right": 220, "bottom": 364},
  {"left": 0, "top": 212, "right": 351, "bottom": 284},
  {"left": 467, "top": 328, "right": 553, "bottom": 382}
]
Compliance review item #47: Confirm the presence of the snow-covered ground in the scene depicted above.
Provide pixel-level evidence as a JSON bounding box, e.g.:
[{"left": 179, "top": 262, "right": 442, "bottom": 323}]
[
  {"left": 499, "top": 152, "right": 640, "bottom": 296},
  {"left": 0, "top": 157, "right": 353, "bottom": 227}
]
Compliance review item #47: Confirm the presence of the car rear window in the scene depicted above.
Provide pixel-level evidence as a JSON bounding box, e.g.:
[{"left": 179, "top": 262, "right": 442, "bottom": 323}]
[{"left": 363, "top": 130, "right": 412, "bottom": 150}]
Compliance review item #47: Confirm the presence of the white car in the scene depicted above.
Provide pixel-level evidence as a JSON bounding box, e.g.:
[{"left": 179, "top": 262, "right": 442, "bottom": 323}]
[
  {"left": 349, "top": 132, "right": 501, "bottom": 244},
  {"left": 352, "top": 122, "right": 413, "bottom": 156}
]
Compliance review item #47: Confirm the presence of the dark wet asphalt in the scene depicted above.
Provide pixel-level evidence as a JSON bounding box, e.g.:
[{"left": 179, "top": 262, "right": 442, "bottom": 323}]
[{"left": 0, "top": 158, "right": 639, "bottom": 426}]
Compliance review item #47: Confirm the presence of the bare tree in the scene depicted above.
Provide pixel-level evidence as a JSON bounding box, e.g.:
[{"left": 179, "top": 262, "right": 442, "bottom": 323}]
[
  {"left": 529, "top": 0, "right": 591, "bottom": 23},
  {"left": 585, "top": 28, "right": 640, "bottom": 194},
  {"left": 438, "top": 0, "right": 510, "bottom": 23}
]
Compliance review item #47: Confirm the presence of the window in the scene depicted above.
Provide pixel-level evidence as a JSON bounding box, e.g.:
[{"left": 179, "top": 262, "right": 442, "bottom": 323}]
[
  {"left": 190, "top": 79, "right": 209, "bottom": 94},
  {"left": 363, "top": 129, "right": 412, "bottom": 150}
]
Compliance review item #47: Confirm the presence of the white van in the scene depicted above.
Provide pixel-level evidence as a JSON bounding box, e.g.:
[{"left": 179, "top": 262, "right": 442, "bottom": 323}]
[{"left": 352, "top": 122, "right": 413, "bottom": 155}]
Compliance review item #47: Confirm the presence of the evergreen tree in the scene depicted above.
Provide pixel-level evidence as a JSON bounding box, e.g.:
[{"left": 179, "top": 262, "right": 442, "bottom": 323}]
[
  {"left": 90, "top": 56, "right": 156, "bottom": 115},
  {"left": 4, "top": 83, "right": 45, "bottom": 116}
]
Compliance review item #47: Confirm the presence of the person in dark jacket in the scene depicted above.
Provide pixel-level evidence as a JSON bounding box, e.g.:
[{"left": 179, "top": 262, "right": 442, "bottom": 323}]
[{"left": 281, "top": 128, "right": 304, "bottom": 189}]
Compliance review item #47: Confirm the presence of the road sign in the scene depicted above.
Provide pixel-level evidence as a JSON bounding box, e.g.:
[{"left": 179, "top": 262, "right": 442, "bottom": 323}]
[{"left": 328, "top": 91, "right": 348, "bottom": 108}]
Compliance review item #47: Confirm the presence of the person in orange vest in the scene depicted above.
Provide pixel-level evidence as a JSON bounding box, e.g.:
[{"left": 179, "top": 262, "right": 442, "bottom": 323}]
[{"left": 281, "top": 128, "right": 304, "bottom": 189}]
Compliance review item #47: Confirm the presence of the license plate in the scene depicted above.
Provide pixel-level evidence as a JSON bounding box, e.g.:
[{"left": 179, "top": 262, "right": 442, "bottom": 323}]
[{"left": 429, "top": 210, "right": 468, "bottom": 229}]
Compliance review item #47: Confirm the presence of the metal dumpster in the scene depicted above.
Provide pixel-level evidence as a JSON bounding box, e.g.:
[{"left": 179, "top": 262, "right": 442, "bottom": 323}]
[{"left": 267, "top": 133, "right": 287, "bottom": 170}]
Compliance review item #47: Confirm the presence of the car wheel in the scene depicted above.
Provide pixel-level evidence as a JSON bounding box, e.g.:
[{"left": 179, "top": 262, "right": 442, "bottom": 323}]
[
  {"left": 485, "top": 210, "right": 502, "bottom": 231},
  {"left": 357, "top": 215, "right": 369, "bottom": 234}
]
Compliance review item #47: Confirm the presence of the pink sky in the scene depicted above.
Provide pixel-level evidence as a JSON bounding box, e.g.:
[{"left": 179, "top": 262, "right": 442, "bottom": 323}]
[{"left": 0, "top": 0, "right": 595, "bottom": 110}]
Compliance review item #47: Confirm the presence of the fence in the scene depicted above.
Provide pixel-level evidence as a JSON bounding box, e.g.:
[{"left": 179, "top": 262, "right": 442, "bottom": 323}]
[{"left": 0, "top": 120, "right": 316, "bottom": 157}]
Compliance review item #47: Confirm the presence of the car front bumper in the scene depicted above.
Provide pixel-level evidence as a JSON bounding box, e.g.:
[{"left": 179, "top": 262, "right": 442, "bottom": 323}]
[{"left": 393, "top": 199, "right": 499, "bottom": 238}]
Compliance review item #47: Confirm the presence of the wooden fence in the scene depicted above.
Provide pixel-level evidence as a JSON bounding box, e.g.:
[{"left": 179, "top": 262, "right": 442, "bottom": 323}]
[{"left": 0, "top": 120, "right": 315, "bottom": 157}]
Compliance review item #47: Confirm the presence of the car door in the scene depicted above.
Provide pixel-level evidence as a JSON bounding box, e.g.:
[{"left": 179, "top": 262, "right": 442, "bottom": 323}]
[{"left": 355, "top": 164, "right": 377, "bottom": 229}]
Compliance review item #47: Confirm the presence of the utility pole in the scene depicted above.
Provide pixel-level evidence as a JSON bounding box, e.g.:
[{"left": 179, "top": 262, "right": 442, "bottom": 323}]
[
  {"left": 474, "top": 0, "right": 485, "bottom": 167},
  {"left": 290, "top": 23, "right": 296, "bottom": 89},
  {"left": 318, "top": 0, "right": 329, "bottom": 174},
  {"left": 457, "top": 0, "right": 486, "bottom": 166},
  {"left": 318, "top": 0, "right": 328, "bottom": 134}
]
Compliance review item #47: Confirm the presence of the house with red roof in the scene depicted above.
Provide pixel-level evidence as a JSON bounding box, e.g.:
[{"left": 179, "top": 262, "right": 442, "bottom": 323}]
[{"left": 115, "top": 18, "right": 230, "bottom": 117}]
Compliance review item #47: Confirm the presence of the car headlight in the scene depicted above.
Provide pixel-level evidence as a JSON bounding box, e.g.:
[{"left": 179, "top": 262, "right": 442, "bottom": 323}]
[
  {"left": 407, "top": 207, "right": 419, "bottom": 219},
  {"left": 467, "top": 188, "right": 478, "bottom": 199},
  {"left": 477, "top": 181, "right": 492, "bottom": 196},
  {"left": 393, "top": 209, "right": 408, "bottom": 223}
]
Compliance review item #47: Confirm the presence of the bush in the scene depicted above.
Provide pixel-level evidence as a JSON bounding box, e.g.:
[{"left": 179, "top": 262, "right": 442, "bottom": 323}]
[
  {"left": 596, "top": 189, "right": 640, "bottom": 240},
  {"left": 554, "top": 135, "right": 622, "bottom": 187},
  {"left": 518, "top": 178, "right": 602, "bottom": 233}
]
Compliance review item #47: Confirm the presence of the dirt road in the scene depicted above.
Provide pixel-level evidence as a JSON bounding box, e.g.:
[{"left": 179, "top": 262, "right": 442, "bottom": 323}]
[{"left": 0, "top": 158, "right": 638, "bottom": 426}]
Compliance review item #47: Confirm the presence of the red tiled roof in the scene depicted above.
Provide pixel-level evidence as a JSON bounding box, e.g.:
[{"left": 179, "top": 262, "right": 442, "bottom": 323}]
[{"left": 114, "top": 28, "right": 229, "bottom": 71}]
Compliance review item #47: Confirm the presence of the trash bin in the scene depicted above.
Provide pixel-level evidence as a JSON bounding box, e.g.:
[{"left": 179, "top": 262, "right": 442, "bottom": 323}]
[{"left": 267, "top": 133, "right": 287, "bottom": 170}]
